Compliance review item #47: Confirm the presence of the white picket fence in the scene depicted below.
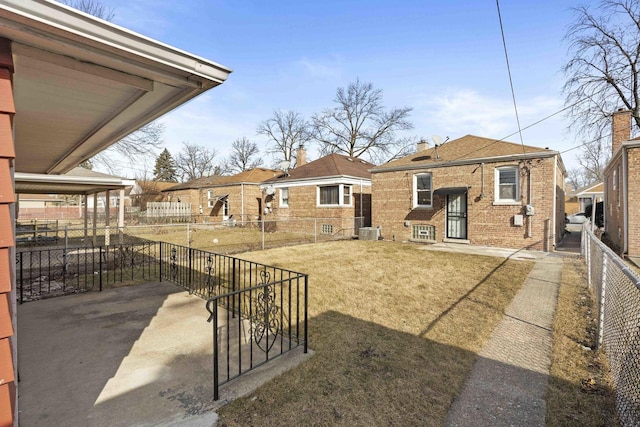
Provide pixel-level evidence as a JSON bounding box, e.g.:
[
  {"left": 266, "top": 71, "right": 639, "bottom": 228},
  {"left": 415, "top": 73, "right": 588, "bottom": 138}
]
[{"left": 145, "top": 202, "right": 191, "bottom": 220}]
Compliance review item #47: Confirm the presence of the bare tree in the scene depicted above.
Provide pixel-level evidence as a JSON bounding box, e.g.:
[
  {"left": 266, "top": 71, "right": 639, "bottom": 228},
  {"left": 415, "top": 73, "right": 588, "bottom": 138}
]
[
  {"left": 567, "top": 167, "right": 598, "bottom": 190},
  {"left": 92, "top": 122, "right": 165, "bottom": 173},
  {"left": 563, "top": 0, "right": 640, "bottom": 180},
  {"left": 257, "top": 110, "right": 312, "bottom": 166},
  {"left": 57, "top": 0, "right": 115, "bottom": 21},
  {"left": 175, "top": 142, "right": 218, "bottom": 182},
  {"left": 227, "top": 137, "right": 263, "bottom": 173},
  {"left": 311, "top": 79, "right": 413, "bottom": 162}
]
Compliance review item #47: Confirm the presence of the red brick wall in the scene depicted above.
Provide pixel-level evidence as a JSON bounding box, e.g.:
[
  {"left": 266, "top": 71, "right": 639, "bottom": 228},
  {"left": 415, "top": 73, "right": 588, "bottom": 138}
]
[
  {"left": 270, "top": 183, "right": 372, "bottom": 235},
  {"left": 604, "top": 157, "right": 624, "bottom": 253},
  {"left": 627, "top": 148, "right": 640, "bottom": 257},
  {"left": 372, "top": 157, "right": 561, "bottom": 251}
]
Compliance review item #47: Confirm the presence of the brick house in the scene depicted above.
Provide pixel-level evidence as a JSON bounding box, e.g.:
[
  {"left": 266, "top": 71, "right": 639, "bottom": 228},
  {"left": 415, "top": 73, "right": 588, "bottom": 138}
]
[
  {"left": 603, "top": 109, "right": 640, "bottom": 263},
  {"left": 261, "top": 150, "right": 374, "bottom": 236},
  {"left": 565, "top": 181, "right": 604, "bottom": 215},
  {"left": 163, "top": 168, "right": 280, "bottom": 223},
  {"left": 0, "top": 1, "right": 231, "bottom": 424},
  {"left": 371, "top": 135, "right": 566, "bottom": 251}
]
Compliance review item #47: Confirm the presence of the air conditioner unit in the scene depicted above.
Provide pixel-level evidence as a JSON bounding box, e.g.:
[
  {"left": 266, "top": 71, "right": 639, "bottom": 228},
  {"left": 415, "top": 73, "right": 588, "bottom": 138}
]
[{"left": 359, "top": 227, "right": 379, "bottom": 241}]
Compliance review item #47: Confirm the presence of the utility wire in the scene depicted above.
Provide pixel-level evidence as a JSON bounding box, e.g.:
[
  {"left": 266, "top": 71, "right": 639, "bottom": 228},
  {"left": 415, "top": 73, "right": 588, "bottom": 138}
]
[{"left": 496, "top": 0, "right": 525, "bottom": 155}]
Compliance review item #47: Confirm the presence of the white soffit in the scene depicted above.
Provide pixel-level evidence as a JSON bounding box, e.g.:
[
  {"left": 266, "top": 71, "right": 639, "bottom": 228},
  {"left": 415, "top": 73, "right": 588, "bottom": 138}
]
[{"left": 0, "top": 0, "right": 232, "bottom": 174}]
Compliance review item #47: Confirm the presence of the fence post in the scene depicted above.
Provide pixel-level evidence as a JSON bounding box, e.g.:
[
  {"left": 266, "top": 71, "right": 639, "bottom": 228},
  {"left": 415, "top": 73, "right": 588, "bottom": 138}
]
[
  {"left": 231, "top": 258, "right": 237, "bottom": 318},
  {"left": 586, "top": 232, "right": 592, "bottom": 289},
  {"left": 304, "top": 274, "right": 308, "bottom": 354},
  {"left": 598, "top": 253, "right": 607, "bottom": 348},
  {"left": 314, "top": 218, "right": 317, "bottom": 243},
  {"left": 99, "top": 246, "right": 103, "bottom": 292},
  {"left": 187, "top": 223, "right": 190, "bottom": 248},
  {"left": 64, "top": 225, "right": 68, "bottom": 251},
  {"left": 261, "top": 217, "right": 265, "bottom": 250},
  {"left": 188, "top": 247, "right": 193, "bottom": 291},
  {"left": 213, "top": 301, "right": 219, "bottom": 401},
  {"left": 159, "top": 242, "right": 163, "bottom": 282}
]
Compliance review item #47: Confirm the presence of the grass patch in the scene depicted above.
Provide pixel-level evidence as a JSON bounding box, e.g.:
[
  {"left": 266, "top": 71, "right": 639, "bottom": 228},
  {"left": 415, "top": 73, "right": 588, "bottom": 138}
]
[
  {"left": 547, "top": 257, "right": 618, "bottom": 426},
  {"left": 217, "top": 240, "right": 534, "bottom": 426}
]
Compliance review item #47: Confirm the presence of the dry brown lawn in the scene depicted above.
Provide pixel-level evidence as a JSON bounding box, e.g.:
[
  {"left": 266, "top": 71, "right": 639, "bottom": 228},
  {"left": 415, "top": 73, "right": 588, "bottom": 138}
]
[
  {"left": 216, "top": 240, "right": 534, "bottom": 426},
  {"left": 546, "top": 257, "right": 618, "bottom": 426}
]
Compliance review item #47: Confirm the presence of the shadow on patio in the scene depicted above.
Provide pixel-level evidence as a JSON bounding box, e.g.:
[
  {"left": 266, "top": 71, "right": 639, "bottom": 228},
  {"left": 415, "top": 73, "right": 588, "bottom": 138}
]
[{"left": 17, "top": 282, "right": 310, "bottom": 426}]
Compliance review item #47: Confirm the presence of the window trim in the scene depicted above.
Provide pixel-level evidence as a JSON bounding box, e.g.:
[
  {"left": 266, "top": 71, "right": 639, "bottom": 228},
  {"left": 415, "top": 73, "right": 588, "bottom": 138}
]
[
  {"left": 280, "top": 187, "right": 289, "bottom": 208},
  {"left": 494, "top": 166, "right": 519, "bottom": 204},
  {"left": 413, "top": 173, "right": 433, "bottom": 208},
  {"left": 317, "top": 184, "right": 352, "bottom": 207}
]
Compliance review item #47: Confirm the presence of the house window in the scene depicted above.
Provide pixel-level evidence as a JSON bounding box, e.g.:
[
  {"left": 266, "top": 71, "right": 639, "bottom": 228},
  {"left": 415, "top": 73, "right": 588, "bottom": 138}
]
[
  {"left": 343, "top": 185, "right": 352, "bottom": 205},
  {"left": 412, "top": 224, "right": 436, "bottom": 241},
  {"left": 319, "top": 185, "right": 340, "bottom": 205},
  {"left": 413, "top": 173, "right": 432, "bottom": 208},
  {"left": 280, "top": 188, "right": 289, "bottom": 208},
  {"left": 207, "top": 190, "right": 214, "bottom": 208},
  {"left": 321, "top": 224, "right": 333, "bottom": 235},
  {"left": 495, "top": 167, "right": 519, "bottom": 202},
  {"left": 617, "top": 166, "right": 621, "bottom": 207}
]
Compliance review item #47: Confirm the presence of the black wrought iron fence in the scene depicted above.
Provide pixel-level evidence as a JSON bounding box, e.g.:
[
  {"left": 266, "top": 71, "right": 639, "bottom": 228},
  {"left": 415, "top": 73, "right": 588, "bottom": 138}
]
[
  {"left": 17, "top": 242, "right": 160, "bottom": 303},
  {"left": 205, "top": 271, "right": 308, "bottom": 400},
  {"left": 582, "top": 223, "right": 640, "bottom": 426},
  {"left": 17, "top": 240, "right": 309, "bottom": 399}
]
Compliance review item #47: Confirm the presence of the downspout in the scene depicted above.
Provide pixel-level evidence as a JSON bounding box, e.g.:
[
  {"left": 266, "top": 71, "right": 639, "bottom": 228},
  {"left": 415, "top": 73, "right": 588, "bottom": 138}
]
[
  {"left": 527, "top": 165, "right": 532, "bottom": 238},
  {"left": 360, "top": 179, "right": 363, "bottom": 218},
  {"left": 241, "top": 183, "right": 244, "bottom": 222},
  {"left": 480, "top": 163, "right": 485, "bottom": 198},
  {"left": 623, "top": 148, "right": 629, "bottom": 254},
  {"left": 552, "top": 155, "right": 557, "bottom": 249}
]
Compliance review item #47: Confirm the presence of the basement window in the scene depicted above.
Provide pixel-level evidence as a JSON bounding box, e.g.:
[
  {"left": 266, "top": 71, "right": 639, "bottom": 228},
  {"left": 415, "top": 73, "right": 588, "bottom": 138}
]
[{"left": 411, "top": 224, "right": 436, "bottom": 241}]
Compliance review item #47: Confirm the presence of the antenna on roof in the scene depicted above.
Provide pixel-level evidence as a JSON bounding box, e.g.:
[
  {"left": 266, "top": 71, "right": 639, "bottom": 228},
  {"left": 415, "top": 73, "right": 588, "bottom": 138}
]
[
  {"left": 432, "top": 135, "right": 445, "bottom": 159},
  {"left": 279, "top": 160, "right": 291, "bottom": 176}
]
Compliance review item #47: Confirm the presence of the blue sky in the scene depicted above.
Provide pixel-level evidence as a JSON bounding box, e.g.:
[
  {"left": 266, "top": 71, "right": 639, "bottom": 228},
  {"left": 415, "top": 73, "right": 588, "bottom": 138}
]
[{"left": 96, "top": 0, "right": 593, "bottom": 175}]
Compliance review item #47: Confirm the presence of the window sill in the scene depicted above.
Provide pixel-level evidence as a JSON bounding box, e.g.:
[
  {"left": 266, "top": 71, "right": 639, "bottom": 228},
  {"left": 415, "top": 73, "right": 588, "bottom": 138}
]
[
  {"left": 409, "top": 238, "right": 436, "bottom": 244},
  {"left": 317, "top": 205, "right": 350, "bottom": 208},
  {"left": 492, "top": 201, "right": 521, "bottom": 206},
  {"left": 412, "top": 205, "right": 433, "bottom": 210}
]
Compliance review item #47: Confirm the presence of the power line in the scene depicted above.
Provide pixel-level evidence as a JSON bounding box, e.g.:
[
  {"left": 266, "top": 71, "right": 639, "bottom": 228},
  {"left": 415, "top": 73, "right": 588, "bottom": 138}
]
[{"left": 496, "top": 0, "right": 525, "bottom": 155}]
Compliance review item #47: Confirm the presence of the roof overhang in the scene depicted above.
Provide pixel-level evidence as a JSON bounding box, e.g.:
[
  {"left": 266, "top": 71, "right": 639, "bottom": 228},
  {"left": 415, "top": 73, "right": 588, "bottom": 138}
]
[
  {"left": 433, "top": 186, "right": 469, "bottom": 195},
  {"left": 15, "top": 172, "right": 135, "bottom": 195},
  {"left": 0, "top": 0, "right": 232, "bottom": 174}
]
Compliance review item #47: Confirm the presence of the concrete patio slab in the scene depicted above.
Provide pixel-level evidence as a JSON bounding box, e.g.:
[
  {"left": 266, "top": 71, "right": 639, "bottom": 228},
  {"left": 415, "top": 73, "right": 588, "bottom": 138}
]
[{"left": 17, "top": 282, "right": 311, "bottom": 426}]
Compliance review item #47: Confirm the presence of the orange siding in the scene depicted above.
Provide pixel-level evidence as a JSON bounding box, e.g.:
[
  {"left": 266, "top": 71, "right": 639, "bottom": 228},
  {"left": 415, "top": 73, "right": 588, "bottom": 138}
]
[{"left": 0, "top": 37, "right": 14, "bottom": 427}]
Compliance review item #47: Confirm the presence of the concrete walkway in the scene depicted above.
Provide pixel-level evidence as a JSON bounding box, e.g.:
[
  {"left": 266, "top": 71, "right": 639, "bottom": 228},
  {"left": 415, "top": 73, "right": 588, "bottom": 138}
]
[{"left": 443, "top": 252, "right": 563, "bottom": 426}]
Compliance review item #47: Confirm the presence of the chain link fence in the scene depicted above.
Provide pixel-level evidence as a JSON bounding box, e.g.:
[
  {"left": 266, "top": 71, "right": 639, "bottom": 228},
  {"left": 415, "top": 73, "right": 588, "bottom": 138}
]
[
  {"left": 582, "top": 223, "right": 640, "bottom": 426},
  {"left": 16, "top": 217, "right": 365, "bottom": 254}
]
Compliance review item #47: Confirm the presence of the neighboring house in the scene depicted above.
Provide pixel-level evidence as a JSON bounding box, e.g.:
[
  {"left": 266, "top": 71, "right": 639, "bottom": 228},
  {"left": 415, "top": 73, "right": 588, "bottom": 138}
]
[
  {"left": 17, "top": 193, "right": 63, "bottom": 209},
  {"left": 371, "top": 135, "right": 566, "bottom": 251},
  {"left": 603, "top": 109, "right": 640, "bottom": 263},
  {"left": 163, "top": 168, "right": 280, "bottom": 223},
  {"left": 128, "top": 180, "right": 175, "bottom": 209},
  {"left": 261, "top": 149, "right": 374, "bottom": 236},
  {"left": 565, "top": 181, "right": 604, "bottom": 215}
]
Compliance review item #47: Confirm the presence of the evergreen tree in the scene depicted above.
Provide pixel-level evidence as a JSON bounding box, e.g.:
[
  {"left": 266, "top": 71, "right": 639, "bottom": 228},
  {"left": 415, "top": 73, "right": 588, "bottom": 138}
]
[{"left": 153, "top": 148, "right": 178, "bottom": 182}]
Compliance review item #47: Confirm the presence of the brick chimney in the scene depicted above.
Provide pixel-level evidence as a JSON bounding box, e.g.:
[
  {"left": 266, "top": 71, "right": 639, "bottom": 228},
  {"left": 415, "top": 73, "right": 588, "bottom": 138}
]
[
  {"left": 296, "top": 146, "right": 307, "bottom": 166},
  {"left": 416, "top": 140, "right": 429, "bottom": 152},
  {"left": 612, "top": 108, "right": 632, "bottom": 155}
]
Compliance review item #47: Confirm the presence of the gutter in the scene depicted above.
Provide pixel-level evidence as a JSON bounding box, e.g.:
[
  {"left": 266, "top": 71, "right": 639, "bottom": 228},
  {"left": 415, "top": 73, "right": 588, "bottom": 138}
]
[
  {"left": 0, "top": 0, "right": 233, "bottom": 84},
  {"left": 371, "top": 151, "right": 558, "bottom": 174}
]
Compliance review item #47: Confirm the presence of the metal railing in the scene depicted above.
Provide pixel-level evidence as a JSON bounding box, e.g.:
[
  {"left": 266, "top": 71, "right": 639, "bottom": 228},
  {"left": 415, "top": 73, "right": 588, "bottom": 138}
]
[
  {"left": 17, "top": 242, "right": 159, "bottom": 303},
  {"left": 159, "top": 241, "right": 308, "bottom": 400},
  {"left": 17, "top": 240, "right": 308, "bottom": 400},
  {"left": 582, "top": 223, "right": 640, "bottom": 426}
]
